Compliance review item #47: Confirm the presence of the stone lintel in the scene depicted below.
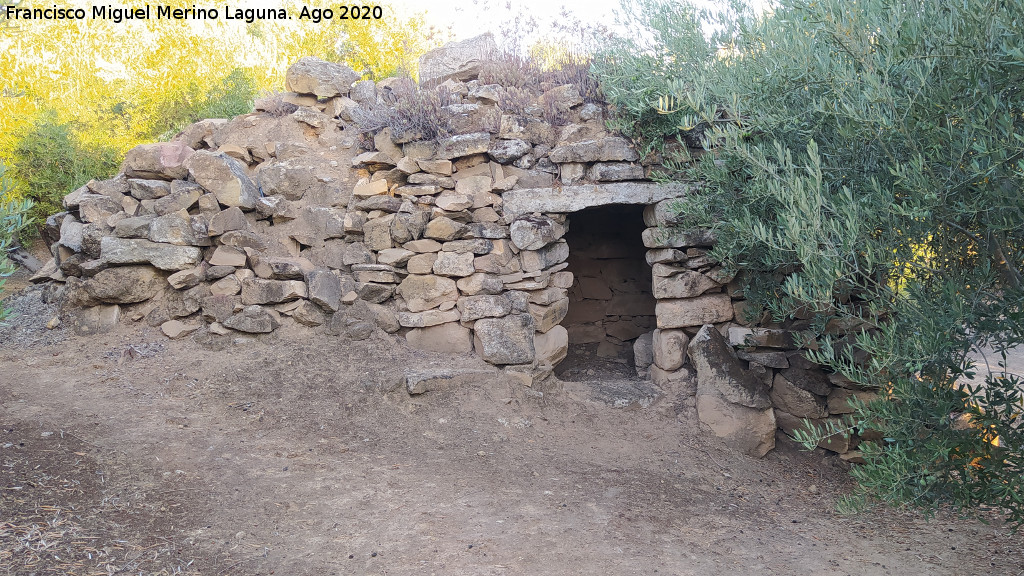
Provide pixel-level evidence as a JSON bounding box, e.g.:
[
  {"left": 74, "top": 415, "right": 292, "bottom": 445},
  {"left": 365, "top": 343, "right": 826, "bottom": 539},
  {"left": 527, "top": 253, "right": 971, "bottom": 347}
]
[{"left": 501, "top": 182, "right": 691, "bottom": 219}]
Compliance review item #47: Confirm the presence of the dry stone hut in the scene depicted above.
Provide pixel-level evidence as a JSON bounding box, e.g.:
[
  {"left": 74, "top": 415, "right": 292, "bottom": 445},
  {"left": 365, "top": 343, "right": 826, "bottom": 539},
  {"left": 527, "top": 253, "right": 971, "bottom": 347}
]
[{"left": 33, "top": 34, "right": 878, "bottom": 459}]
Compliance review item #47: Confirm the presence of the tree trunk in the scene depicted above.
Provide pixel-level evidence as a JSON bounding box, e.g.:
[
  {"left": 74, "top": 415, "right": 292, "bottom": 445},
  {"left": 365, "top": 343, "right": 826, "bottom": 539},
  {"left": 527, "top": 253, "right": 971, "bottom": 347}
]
[{"left": 5, "top": 244, "right": 43, "bottom": 273}]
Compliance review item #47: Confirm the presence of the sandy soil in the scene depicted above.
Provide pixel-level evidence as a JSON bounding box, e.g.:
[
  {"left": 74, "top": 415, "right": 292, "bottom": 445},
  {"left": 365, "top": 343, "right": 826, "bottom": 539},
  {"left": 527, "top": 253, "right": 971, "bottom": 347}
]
[{"left": 1, "top": 285, "right": 1022, "bottom": 576}]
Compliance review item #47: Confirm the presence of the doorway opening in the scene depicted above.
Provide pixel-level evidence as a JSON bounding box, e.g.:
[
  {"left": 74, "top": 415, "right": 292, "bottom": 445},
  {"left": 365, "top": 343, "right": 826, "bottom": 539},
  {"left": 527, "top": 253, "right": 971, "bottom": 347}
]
[{"left": 555, "top": 204, "right": 656, "bottom": 383}]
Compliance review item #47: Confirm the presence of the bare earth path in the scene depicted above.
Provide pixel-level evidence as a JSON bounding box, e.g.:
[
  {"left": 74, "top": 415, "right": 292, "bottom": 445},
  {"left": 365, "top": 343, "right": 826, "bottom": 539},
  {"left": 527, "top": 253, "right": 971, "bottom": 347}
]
[{"left": 1, "top": 287, "right": 1021, "bottom": 575}]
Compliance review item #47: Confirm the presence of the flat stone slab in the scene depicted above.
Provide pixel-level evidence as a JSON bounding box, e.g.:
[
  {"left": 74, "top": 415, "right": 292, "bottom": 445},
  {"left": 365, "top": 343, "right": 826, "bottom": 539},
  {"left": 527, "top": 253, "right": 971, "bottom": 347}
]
[
  {"left": 501, "top": 182, "right": 690, "bottom": 218},
  {"left": 404, "top": 368, "right": 499, "bottom": 395}
]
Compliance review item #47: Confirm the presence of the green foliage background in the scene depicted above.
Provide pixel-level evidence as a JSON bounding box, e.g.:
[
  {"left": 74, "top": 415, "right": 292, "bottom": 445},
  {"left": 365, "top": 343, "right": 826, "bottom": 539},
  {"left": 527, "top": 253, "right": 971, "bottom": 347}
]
[{"left": 595, "top": 0, "right": 1024, "bottom": 524}]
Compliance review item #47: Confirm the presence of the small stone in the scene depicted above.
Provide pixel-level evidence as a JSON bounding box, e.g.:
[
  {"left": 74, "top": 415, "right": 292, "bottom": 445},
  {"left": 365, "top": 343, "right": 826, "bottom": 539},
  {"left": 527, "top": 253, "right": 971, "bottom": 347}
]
[
  {"left": 208, "top": 207, "right": 248, "bottom": 236},
  {"left": 153, "top": 185, "right": 201, "bottom": 216},
  {"left": 123, "top": 142, "right": 194, "bottom": 180},
  {"left": 406, "top": 322, "right": 474, "bottom": 354},
  {"left": 186, "top": 151, "right": 259, "bottom": 210},
  {"left": 456, "top": 272, "right": 503, "bottom": 296},
  {"left": 167, "top": 267, "right": 205, "bottom": 290},
  {"left": 251, "top": 255, "right": 315, "bottom": 280},
  {"left": 474, "top": 314, "right": 535, "bottom": 365},
  {"left": 148, "top": 210, "right": 203, "bottom": 246},
  {"left": 434, "top": 132, "right": 491, "bottom": 160},
  {"left": 292, "top": 300, "right": 328, "bottom": 326},
  {"left": 652, "top": 271, "right": 720, "bottom": 299},
  {"left": 398, "top": 309, "right": 462, "bottom": 328},
  {"left": 403, "top": 239, "right": 442, "bottom": 253},
  {"left": 306, "top": 269, "right": 342, "bottom": 312},
  {"left": 396, "top": 274, "right": 458, "bottom": 312},
  {"left": 377, "top": 248, "right": 415, "bottom": 266},
  {"left": 223, "top": 305, "right": 281, "bottom": 333},
  {"left": 548, "top": 137, "right": 638, "bottom": 163},
  {"left": 656, "top": 294, "right": 734, "bottom": 328},
  {"left": 161, "top": 319, "right": 201, "bottom": 339},
  {"left": 488, "top": 139, "right": 532, "bottom": 163},
  {"left": 587, "top": 162, "right": 644, "bottom": 181},
  {"left": 353, "top": 178, "right": 390, "bottom": 198},
  {"left": 435, "top": 192, "right": 474, "bottom": 211},
  {"left": 72, "top": 305, "right": 121, "bottom": 335},
  {"left": 406, "top": 253, "right": 438, "bottom": 274},
  {"left": 210, "top": 275, "right": 242, "bottom": 296},
  {"left": 510, "top": 215, "right": 566, "bottom": 251},
  {"left": 352, "top": 264, "right": 401, "bottom": 284},
  {"left": 527, "top": 297, "right": 569, "bottom": 334},
  {"left": 209, "top": 245, "right": 247, "bottom": 267},
  {"left": 534, "top": 325, "right": 569, "bottom": 367},
  {"left": 362, "top": 214, "right": 395, "bottom": 251},
  {"left": 81, "top": 266, "right": 165, "bottom": 304},
  {"left": 285, "top": 56, "right": 360, "bottom": 98},
  {"left": 457, "top": 294, "right": 511, "bottom": 321},
  {"left": 128, "top": 179, "right": 172, "bottom": 201},
  {"left": 432, "top": 251, "right": 476, "bottom": 277},
  {"left": 633, "top": 332, "right": 655, "bottom": 375},
  {"left": 652, "top": 328, "right": 689, "bottom": 372},
  {"left": 423, "top": 217, "right": 465, "bottom": 242},
  {"left": 688, "top": 324, "right": 771, "bottom": 409},
  {"left": 240, "top": 278, "right": 307, "bottom": 305},
  {"left": 418, "top": 32, "right": 497, "bottom": 84},
  {"left": 417, "top": 159, "right": 452, "bottom": 175}
]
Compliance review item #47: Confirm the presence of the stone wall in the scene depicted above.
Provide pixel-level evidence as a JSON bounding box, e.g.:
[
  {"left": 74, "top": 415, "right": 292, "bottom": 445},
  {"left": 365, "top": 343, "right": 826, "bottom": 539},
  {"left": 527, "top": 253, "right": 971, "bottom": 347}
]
[
  {"left": 33, "top": 36, "right": 878, "bottom": 461},
  {"left": 640, "top": 200, "right": 879, "bottom": 458}
]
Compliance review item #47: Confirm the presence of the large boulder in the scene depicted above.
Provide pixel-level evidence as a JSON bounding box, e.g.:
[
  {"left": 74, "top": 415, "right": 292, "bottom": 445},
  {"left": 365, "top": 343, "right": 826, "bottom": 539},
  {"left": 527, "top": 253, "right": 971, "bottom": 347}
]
[
  {"left": 696, "top": 393, "right": 776, "bottom": 458},
  {"left": 285, "top": 57, "right": 360, "bottom": 98},
  {"left": 418, "top": 33, "right": 497, "bottom": 84},
  {"left": 688, "top": 324, "right": 771, "bottom": 409},
  {"left": 688, "top": 324, "right": 775, "bottom": 457},
  {"left": 122, "top": 142, "right": 194, "bottom": 180}
]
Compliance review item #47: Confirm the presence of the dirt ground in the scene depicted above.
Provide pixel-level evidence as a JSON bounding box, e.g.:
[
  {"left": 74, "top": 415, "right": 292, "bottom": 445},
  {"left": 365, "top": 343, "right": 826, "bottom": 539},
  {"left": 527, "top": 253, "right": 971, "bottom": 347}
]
[{"left": 1, "top": 285, "right": 1022, "bottom": 576}]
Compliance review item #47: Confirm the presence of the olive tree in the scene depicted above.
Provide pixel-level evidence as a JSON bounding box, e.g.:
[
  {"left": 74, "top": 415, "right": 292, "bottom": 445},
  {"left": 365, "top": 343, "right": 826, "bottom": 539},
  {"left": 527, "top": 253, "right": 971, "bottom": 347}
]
[{"left": 595, "top": 0, "right": 1024, "bottom": 524}]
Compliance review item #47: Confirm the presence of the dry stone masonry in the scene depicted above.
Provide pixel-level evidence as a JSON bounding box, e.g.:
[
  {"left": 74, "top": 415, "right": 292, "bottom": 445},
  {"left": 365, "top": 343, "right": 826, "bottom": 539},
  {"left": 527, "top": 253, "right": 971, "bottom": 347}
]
[{"left": 34, "top": 35, "right": 879, "bottom": 460}]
